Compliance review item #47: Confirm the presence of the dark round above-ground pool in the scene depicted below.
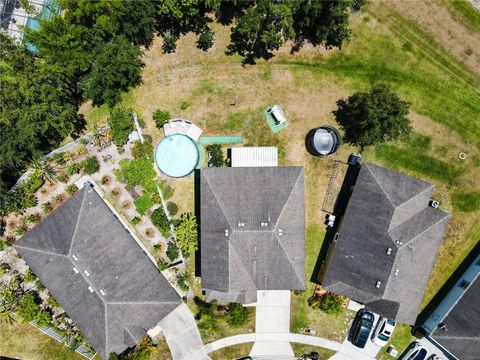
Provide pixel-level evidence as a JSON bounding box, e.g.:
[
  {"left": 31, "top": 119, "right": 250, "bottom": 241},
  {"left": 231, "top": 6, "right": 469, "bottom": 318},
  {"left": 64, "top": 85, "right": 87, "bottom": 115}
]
[
  {"left": 155, "top": 134, "right": 199, "bottom": 177},
  {"left": 306, "top": 125, "right": 341, "bottom": 157}
]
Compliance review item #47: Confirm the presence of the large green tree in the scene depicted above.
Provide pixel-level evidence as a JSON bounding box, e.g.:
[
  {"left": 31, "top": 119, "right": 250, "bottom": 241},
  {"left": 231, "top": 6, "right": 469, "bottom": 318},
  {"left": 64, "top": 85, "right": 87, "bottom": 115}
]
[
  {"left": 83, "top": 36, "right": 144, "bottom": 106},
  {"left": 0, "top": 34, "right": 83, "bottom": 189},
  {"left": 226, "top": 0, "right": 295, "bottom": 64},
  {"left": 24, "top": 16, "right": 97, "bottom": 77},
  {"left": 59, "top": 0, "right": 157, "bottom": 47},
  {"left": 334, "top": 84, "right": 412, "bottom": 149}
]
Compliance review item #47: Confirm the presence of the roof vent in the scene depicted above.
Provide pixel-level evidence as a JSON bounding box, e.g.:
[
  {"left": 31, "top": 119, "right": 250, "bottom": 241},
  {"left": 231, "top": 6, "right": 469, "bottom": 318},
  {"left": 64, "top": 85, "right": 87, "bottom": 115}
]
[
  {"left": 429, "top": 200, "right": 440, "bottom": 209},
  {"left": 88, "top": 286, "right": 94, "bottom": 293},
  {"left": 84, "top": 270, "right": 91, "bottom": 277},
  {"left": 261, "top": 222, "right": 269, "bottom": 227},
  {"left": 73, "top": 267, "right": 79, "bottom": 274},
  {"left": 278, "top": 228, "right": 283, "bottom": 236},
  {"left": 395, "top": 240, "right": 403, "bottom": 246},
  {"left": 224, "top": 229, "right": 229, "bottom": 237},
  {"left": 386, "top": 248, "right": 392, "bottom": 255},
  {"left": 394, "top": 269, "right": 399, "bottom": 276},
  {"left": 99, "top": 289, "right": 106, "bottom": 296},
  {"left": 237, "top": 222, "right": 245, "bottom": 227},
  {"left": 375, "top": 281, "right": 382, "bottom": 288},
  {"left": 72, "top": 254, "right": 78, "bottom": 261}
]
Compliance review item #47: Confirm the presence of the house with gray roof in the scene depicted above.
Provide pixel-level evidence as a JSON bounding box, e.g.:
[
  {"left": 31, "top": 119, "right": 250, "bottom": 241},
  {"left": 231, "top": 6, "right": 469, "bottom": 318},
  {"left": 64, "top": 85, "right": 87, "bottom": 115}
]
[
  {"left": 14, "top": 186, "right": 181, "bottom": 359},
  {"left": 199, "top": 166, "right": 305, "bottom": 304},
  {"left": 422, "top": 250, "right": 480, "bottom": 360},
  {"left": 318, "top": 162, "right": 450, "bottom": 324}
]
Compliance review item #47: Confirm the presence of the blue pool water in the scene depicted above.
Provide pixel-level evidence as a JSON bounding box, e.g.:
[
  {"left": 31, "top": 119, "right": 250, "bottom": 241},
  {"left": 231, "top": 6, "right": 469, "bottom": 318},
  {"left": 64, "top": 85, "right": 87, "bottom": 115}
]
[{"left": 155, "top": 134, "right": 199, "bottom": 177}]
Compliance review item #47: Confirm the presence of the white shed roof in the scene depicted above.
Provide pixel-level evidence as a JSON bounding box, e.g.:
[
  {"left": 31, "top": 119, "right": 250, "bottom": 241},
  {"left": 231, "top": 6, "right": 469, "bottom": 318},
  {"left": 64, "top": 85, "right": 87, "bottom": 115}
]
[{"left": 231, "top": 147, "right": 278, "bottom": 167}]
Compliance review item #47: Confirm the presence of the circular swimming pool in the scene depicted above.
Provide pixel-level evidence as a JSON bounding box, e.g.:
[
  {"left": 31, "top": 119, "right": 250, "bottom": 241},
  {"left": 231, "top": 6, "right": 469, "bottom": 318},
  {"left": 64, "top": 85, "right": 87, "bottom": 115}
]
[{"left": 155, "top": 134, "right": 199, "bottom": 177}]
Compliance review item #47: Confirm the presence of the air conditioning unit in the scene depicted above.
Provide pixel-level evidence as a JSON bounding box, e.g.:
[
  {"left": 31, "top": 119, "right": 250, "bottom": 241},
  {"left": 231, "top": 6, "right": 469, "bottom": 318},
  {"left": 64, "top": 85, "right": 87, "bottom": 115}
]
[{"left": 429, "top": 200, "right": 440, "bottom": 208}]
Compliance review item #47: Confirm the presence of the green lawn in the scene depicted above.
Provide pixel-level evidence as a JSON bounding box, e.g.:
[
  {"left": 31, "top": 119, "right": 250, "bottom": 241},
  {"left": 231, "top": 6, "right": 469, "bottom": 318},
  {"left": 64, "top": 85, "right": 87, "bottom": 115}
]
[
  {"left": 209, "top": 342, "right": 253, "bottom": 360},
  {"left": 0, "top": 320, "right": 87, "bottom": 360},
  {"left": 291, "top": 343, "right": 336, "bottom": 359},
  {"left": 377, "top": 324, "right": 416, "bottom": 360},
  {"left": 445, "top": 0, "right": 480, "bottom": 32},
  {"left": 134, "top": 194, "right": 154, "bottom": 215},
  {"left": 452, "top": 191, "right": 480, "bottom": 212},
  {"left": 290, "top": 224, "right": 355, "bottom": 342}
]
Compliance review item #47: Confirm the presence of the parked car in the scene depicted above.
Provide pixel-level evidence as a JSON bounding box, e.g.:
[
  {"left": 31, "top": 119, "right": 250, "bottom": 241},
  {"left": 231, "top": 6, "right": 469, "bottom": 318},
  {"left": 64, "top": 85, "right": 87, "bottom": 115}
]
[
  {"left": 371, "top": 316, "right": 396, "bottom": 347},
  {"left": 427, "top": 356, "right": 444, "bottom": 360},
  {"left": 350, "top": 309, "right": 375, "bottom": 348},
  {"left": 400, "top": 341, "right": 428, "bottom": 360}
]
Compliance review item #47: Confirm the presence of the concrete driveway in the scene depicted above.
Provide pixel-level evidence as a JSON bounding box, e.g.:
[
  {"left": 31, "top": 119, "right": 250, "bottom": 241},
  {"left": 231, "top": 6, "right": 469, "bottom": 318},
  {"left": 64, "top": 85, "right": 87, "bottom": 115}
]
[
  {"left": 159, "top": 303, "right": 210, "bottom": 360},
  {"left": 250, "top": 290, "right": 294, "bottom": 357},
  {"left": 333, "top": 311, "right": 382, "bottom": 360}
]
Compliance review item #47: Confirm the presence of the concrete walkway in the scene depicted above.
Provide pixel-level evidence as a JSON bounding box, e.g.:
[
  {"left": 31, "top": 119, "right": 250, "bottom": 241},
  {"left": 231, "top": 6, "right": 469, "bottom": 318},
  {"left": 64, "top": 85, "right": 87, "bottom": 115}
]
[
  {"left": 250, "top": 290, "right": 294, "bottom": 357},
  {"left": 159, "top": 304, "right": 211, "bottom": 360}
]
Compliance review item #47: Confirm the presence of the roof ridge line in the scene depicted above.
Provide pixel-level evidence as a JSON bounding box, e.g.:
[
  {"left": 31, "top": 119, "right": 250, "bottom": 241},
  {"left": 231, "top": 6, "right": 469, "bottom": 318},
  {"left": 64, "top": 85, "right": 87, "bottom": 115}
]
[
  {"left": 67, "top": 187, "right": 88, "bottom": 257},
  {"left": 106, "top": 301, "right": 181, "bottom": 305},
  {"left": 274, "top": 168, "right": 304, "bottom": 228},
  {"left": 105, "top": 297, "right": 109, "bottom": 358},
  {"left": 14, "top": 244, "right": 69, "bottom": 259},
  {"left": 228, "top": 243, "right": 257, "bottom": 293},
  {"left": 202, "top": 172, "right": 233, "bottom": 228},
  {"left": 273, "top": 232, "right": 304, "bottom": 288},
  {"left": 394, "top": 211, "right": 450, "bottom": 249},
  {"left": 364, "top": 164, "right": 395, "bottom": 207}
]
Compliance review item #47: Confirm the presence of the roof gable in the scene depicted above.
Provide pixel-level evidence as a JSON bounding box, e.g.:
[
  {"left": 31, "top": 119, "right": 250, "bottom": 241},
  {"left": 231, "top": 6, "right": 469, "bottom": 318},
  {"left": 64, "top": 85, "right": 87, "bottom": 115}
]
[
  {"left": 323, "top": 163, "right": 450, "bottom": 324},
  {"left": 15, "top": 187, "right": 181, "bottom": 358},
  {"left": 200, "top": 167, "right": 305, "bottom": 301}
]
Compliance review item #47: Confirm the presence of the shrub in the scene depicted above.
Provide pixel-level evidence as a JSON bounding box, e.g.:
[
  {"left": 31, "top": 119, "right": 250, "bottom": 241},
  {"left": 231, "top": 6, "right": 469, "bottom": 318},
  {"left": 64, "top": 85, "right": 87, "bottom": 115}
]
[
  {"left": 52, "top": 194, "right": 63, "bottom": 204},
  {"left": 24, "top": 269, "right": 37, "bottom": 282},
  {"left": 65, "top": 184, "right": 78, "bottom": 196},
  {"left": 226, "top": 303, "right": 251, "bottom": 328},
  {"left": 0, "top": 241, "right": 5, "bottom": 251},
  {"left": 151, "top": 207, "right": 170, "bottom": 237},
  {"left": 101, "top": 175, "right": 109, "bottom": 185},
  {"left": 176, "top": 273, "right": 189, "bottom": 292},
  {"left": 157, "top": 259, "right": 169, "bottom": 271},
  {"left": 166, "top": 242, "right": 179, "bottom": 261},
  {"left": 108, "top": 106, "right": 134, "bottom": 146},
  {"left": 81, "top": 156, "right": 100, "bottom": 174},
  {"left": 15, "top": 221, "right": 28, "bottom": 236},
  {"left": 152, "top": 109, "right": 171, "bottom": 128},
  {"left": 17, "top": 293, "right": 40, "bottom": 322},
  {"left": 41, "top": 202, "right": 53, "bottom": 214},
  {"left": 167, "top": 202, "right": 178, "bottom": 216},
  {"left": 50, "top": 152, "right": 66, "bottom": 165},
  {"left": 153, "top": 243, "right": 162, "bottom": 252},
  {"left": 35, "top": 309, "right": 52, "bottom": 327},
  {"left": 131, "top": 216, "right": 141, "bottom": 225},
  {"left": 74, "top": 144, "right": 88, "bottom": 156},
  {"left": 65, "top": 163, "right": 81, "bottom": 176},
  {"left": 132, "top": 139, "right": 153, "bottom": 159},
  {"left": 26, "top": 213, "right": 41, "bottom": 224},
  {"left": 21, "top": 193, "right": 37, "bottom": 209},
  {"left": 174, "top": 213, "right": 198, "bottom": 257},
  {"left": 197, "top": 27, "right": 214, "bottom": 51},
  {"left": 57, "top": 173, "right": 69, "bottom": 183},
  {"left": 180, "top": 100, "right": 190, "bottom": 110},
  {"left": 159, "top": 180, "right": 174, "bottom": 200},
  {"left": 309, "top": 293, "right": 344, "bottom": 315},
  {"left": 206, "top": 144, "right": 224, "bottom": 167},
  {"left": 150, "top": 193, "right": 162, "bottom": 204},
  {"left": 35, "top": 279, "right": 46, "bottom": 291},
  {"left": 116, "top": 158, "right": 157, "bottom": 194},
  {"left": 25, "top": 176, "right": 44, "bottom": 194}
]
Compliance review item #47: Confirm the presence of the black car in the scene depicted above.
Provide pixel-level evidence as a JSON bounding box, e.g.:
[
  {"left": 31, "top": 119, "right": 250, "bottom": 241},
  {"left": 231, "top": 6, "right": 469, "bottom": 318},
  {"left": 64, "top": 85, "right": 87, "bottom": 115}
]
[{"left": 350, "top": 309, "right": 375, "bottom": 348}]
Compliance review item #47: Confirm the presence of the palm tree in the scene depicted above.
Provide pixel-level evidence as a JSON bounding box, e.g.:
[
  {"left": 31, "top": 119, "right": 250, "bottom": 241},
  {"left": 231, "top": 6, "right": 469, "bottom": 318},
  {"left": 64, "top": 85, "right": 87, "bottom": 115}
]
[
  {"left": 31, "top": 158, "right": 58, "bottom": 184},
  {"left": 90, "top": 124, "right": 110, "bottom": 149},
  {"left": 0, "top": 309, "right": 16, "bottom": 324}
]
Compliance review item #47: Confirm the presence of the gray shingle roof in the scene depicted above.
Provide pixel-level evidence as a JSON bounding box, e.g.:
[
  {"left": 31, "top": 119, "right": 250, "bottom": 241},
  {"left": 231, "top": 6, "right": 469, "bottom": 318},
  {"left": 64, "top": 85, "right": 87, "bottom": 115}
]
[
  {"left": 431, "top": 273, "right": 480, "bottom": 360},
  {"left": 14, "top": 187, "right": 181, "bottom": 359},
  {"left": 322, "top": 162, "right": 450, "bottom": 324},
  {"left": 200, "top": 167, "right": 305, "bottom": 303}
]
